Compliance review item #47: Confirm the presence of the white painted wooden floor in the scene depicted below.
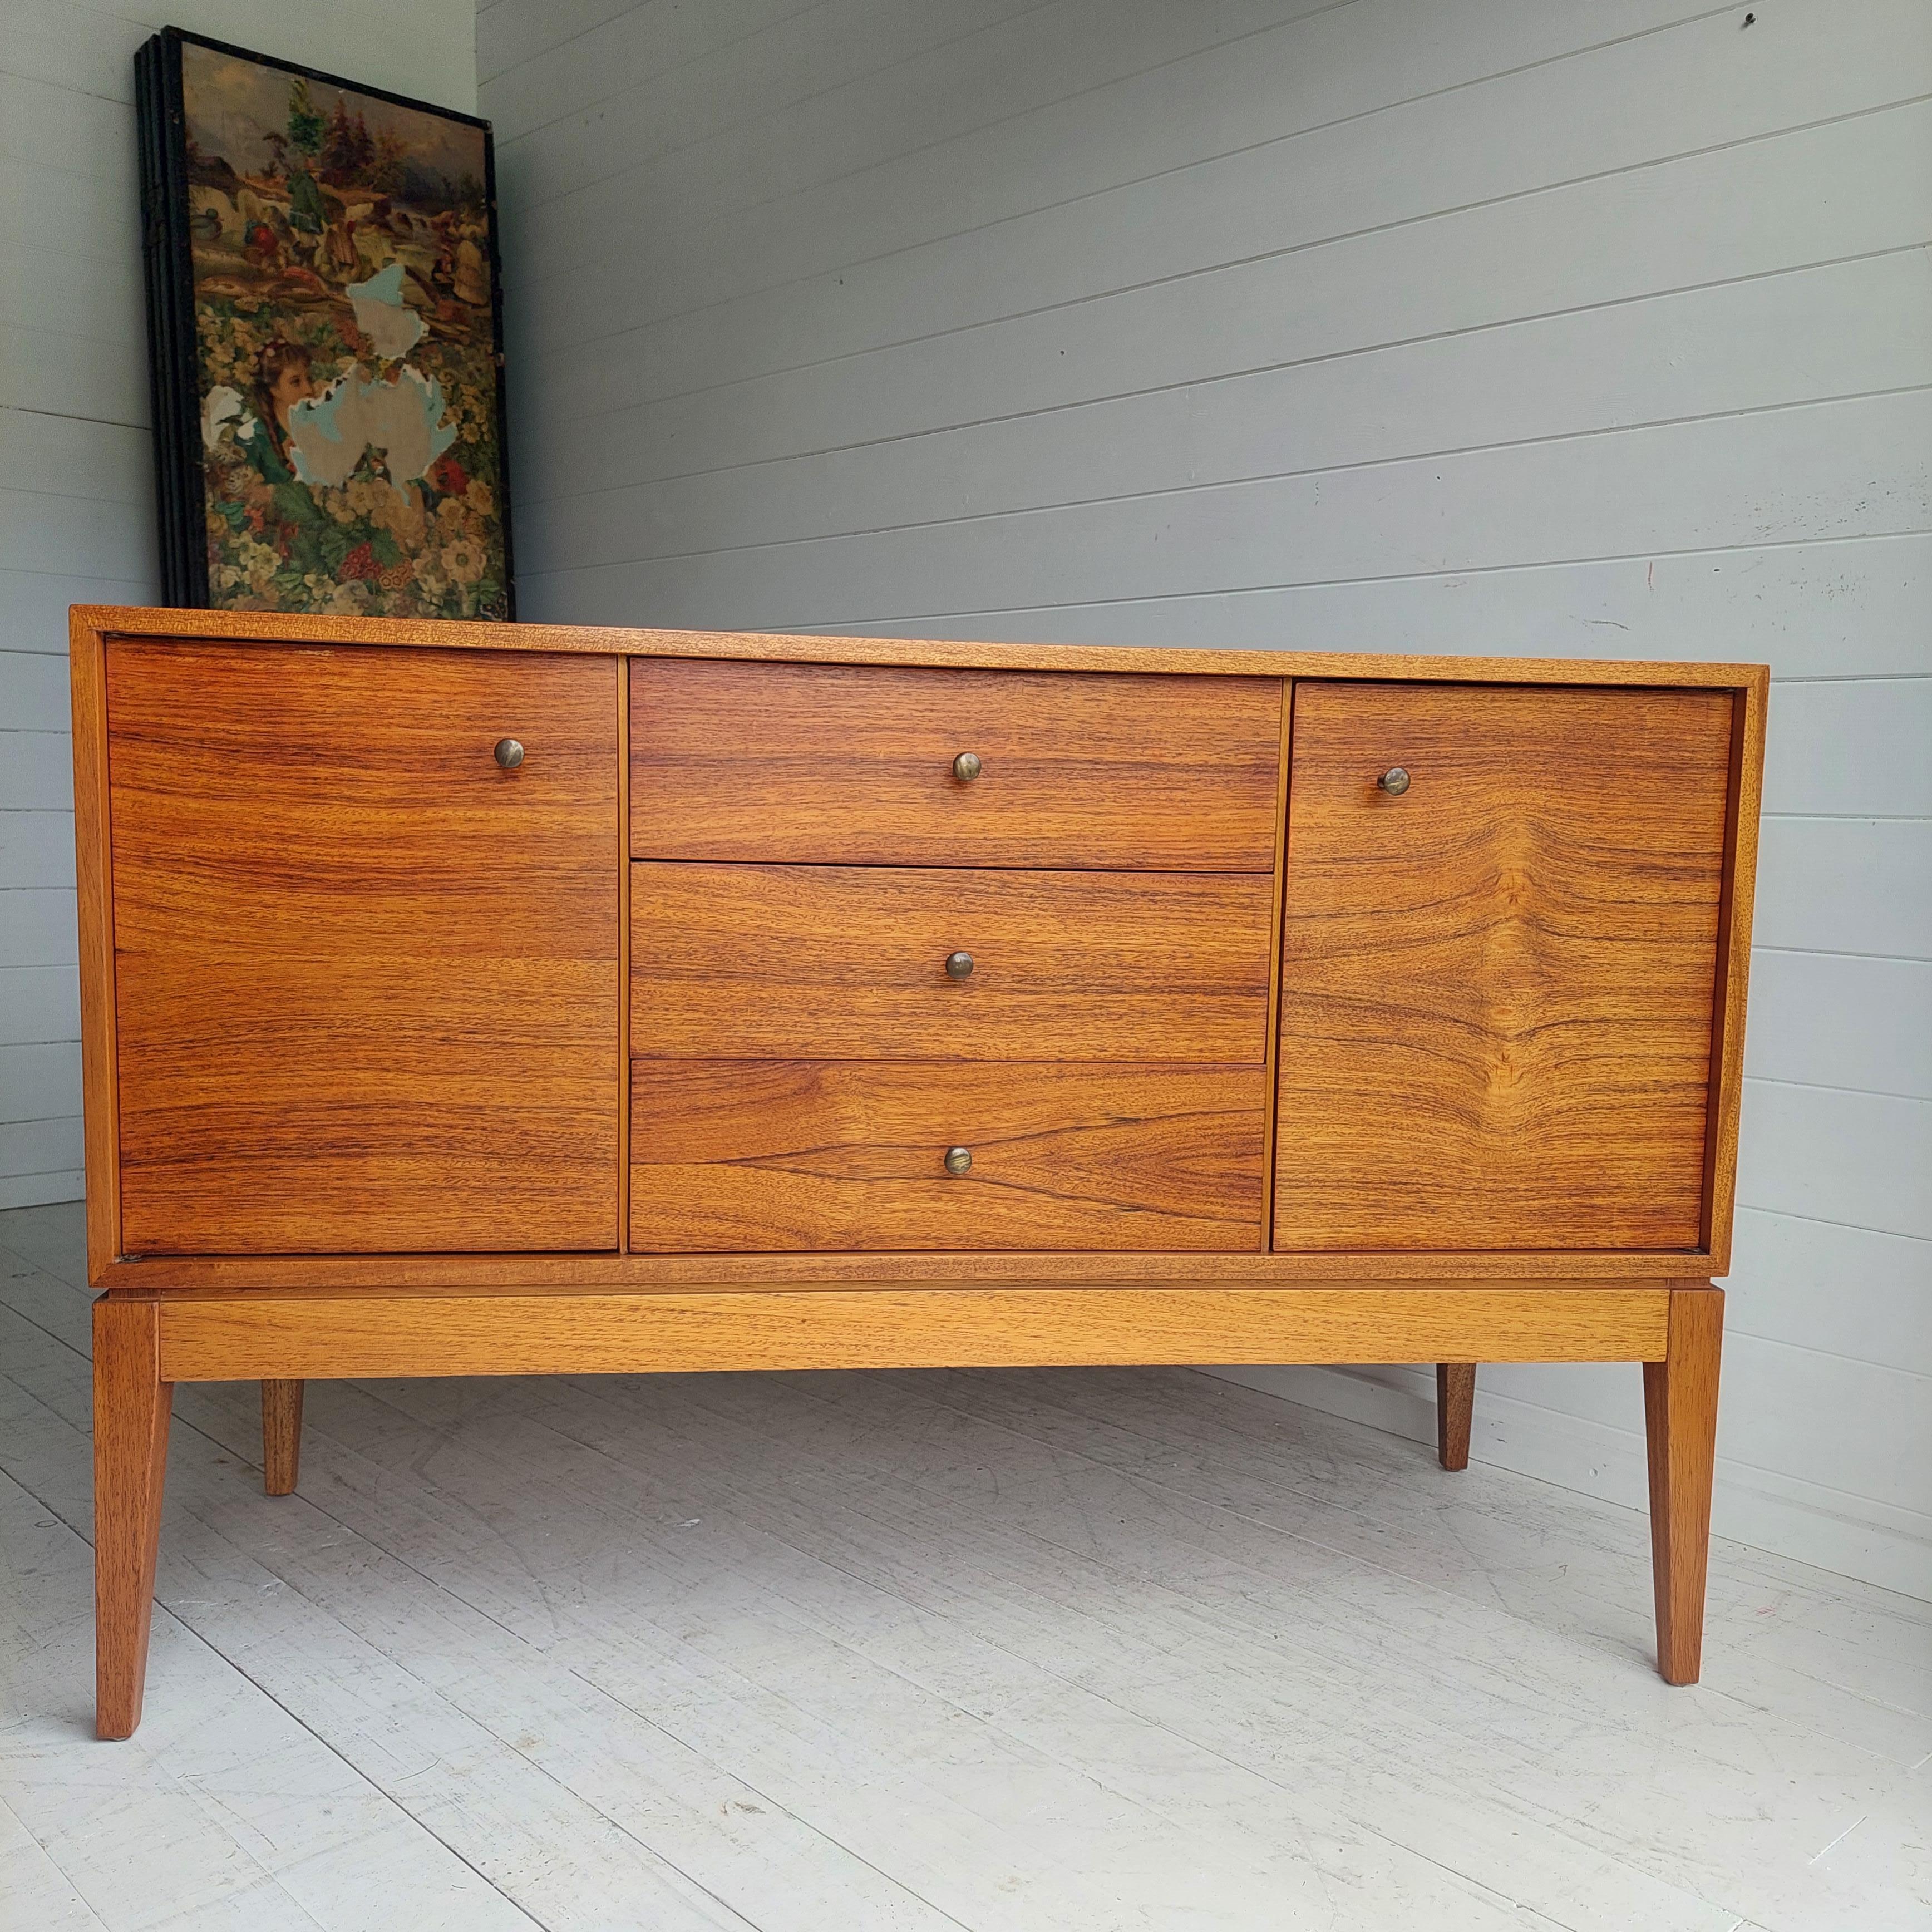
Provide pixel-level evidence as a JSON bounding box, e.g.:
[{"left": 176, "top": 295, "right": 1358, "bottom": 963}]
[{"left": 1, "top": 1202, "right": 1925, "bottom": 1931}]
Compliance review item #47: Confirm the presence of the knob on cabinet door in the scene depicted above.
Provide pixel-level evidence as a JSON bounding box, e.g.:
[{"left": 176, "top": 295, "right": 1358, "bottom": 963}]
[
  {"left": 944, "top": 1146, "right": 973, "bottom": 1175},
  {"left": 945, "top": 951, "right": 974, "bottom": 979},
  {"left": 952, "top": 751, "right": 982, "bottom": 782},
  {"left": 1376, "top": 766, "right": 1411, "bottom": 796},
  {"left": 494, "top": 738, "right": 525, "bottom": 770}
]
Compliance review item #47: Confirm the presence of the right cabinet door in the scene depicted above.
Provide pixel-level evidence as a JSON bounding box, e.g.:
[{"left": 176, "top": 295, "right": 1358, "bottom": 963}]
[{"left": 1274, "top": 681, "right": 1736, "bottom": 1251}]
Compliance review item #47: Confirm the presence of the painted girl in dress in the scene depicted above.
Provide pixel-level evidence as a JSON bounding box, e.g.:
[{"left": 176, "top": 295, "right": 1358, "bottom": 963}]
[{"left": 248, "top": 337, "right": 319, "bottom": 484}]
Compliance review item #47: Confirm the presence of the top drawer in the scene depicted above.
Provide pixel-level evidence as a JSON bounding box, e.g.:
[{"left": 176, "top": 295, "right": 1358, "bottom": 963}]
[{"left": 630, "top": 659, "right": 1284, "bottom": 869}]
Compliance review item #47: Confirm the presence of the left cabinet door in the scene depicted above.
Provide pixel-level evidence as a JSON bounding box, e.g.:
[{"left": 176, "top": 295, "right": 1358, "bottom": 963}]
[{"left": 108, "top": 640, "right": 621, "bottom": 1254}]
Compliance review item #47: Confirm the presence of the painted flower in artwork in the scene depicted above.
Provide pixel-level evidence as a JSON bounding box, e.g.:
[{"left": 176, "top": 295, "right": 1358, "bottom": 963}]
[{"left": 184, "top": 42, "right": 509, "bottom": 618}]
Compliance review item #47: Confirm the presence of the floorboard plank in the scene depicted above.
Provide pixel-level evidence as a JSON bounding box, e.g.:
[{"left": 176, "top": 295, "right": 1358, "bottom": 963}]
[
  {"left": 3, "top": 1202, "right": 1927, "bottom": 1932},
  {"left": 0, "top": 1454, "right": 543, "bottom": 1932}
]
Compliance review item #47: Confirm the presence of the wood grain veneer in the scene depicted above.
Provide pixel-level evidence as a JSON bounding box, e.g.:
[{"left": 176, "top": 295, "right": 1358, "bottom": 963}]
[
  {"left": 93, "top": 1295, "right": 170, "bottom": 1740},
  {"left": 630, "top": 659, "right": 1283, "bottom": 868},
  {"left": 630, "top": 863, "right": 1274, "bottom": 1063},
  {"left": 260, "top": 1378, "right": 303, "bottom": 1496},
  {"left": 629, "top": 1061, "right": 1268, "bottom": 1250},
  {"left": 91, "top": 1248, "right": 1724, "bottom": 1288},
  {"left": 1645, "top": 1285, "right": 1724, "bottom": 1684},
  {"left": 1436, "top": 1363, "right": 1476, "bottom": 1472},
  {"left": 71, "top": 607, "right": 1766, "bottom": 1725},
  {"left": 1258, "top": 680, "right": 1295, "bottom": 1251},
  {"left": 1698, "top": 680, "right": 1768, "bottom": 1273},
  {"left": 107, "top": 639, "right": 622, "bottom": 1253},
  {"left": 154, "top": 1284, "right": 1675, "bottom": 1381},
  {"left": 75, "top": 603, "right": 1763, "bottom": 687},
  {"left": 70, "top": 614, "right": 122, "bottom": 1283},
  {"left": 616, "top": 657, "right": 633, "bottom": 1251},
  {"left": 1274, "top": 682, "right": 1735, "bottom": 1252}
]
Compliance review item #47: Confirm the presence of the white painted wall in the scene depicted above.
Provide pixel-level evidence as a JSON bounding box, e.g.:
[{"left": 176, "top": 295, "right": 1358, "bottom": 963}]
[
  {"left": 0, "top": 0, "right": 476, "bottom": 1209},
  {"left": 484, "top": 0, "right": 1932, "bottom": 1598}
]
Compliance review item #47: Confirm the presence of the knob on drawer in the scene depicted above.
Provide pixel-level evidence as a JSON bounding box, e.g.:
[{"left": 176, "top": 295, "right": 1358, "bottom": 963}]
[
  {"left": 494, "top": 738, "right": 525, "bottom": 770},
  {"left": 944, "top": 1146, "right": 973, "bottom": 1175},
  {"left": 945, "top": 951, "right": 974, "bottom": 979},
  {"left": 952, "top": 751, "right": 982, "bottom": 783},
  {"left": 1376, "top": 766, "right": 1411, "bottom": 796}
]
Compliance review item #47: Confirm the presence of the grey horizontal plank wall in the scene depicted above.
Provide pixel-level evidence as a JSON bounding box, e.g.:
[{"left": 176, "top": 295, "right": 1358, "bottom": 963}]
[
  {"left": 0, "top": 0, "right": 477, "bottom": 1209},
  {"left": 482, "top": 0, "right": 1932, "bottom": 1598}
]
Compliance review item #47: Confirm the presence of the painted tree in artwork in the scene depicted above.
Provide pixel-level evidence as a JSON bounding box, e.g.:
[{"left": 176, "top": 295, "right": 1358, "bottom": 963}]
[
  {"left": 321, "top": 99, "right": 377, "bottom": 186},
  {"left": 286, "top": 76, "right": 324, "bottom": 157},
  {"left": 263, "top": 77, "right": 324, "bottom": 180}
]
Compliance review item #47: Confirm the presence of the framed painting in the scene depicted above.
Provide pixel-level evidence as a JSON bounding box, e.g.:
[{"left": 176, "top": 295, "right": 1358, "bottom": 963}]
[{"left": 135, "top": 29, "right": 514, "bottom": 619}]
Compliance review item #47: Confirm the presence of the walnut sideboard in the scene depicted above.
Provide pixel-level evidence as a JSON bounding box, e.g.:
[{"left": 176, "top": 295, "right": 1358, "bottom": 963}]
[{"left": 70, "top": 604, "right": 1767, "bottom": 1737}]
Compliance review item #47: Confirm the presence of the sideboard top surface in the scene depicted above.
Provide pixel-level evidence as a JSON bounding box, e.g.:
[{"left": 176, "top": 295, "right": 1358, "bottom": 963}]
[{"left": 69, "top": 604, "right": 1770, "bottom": 693}]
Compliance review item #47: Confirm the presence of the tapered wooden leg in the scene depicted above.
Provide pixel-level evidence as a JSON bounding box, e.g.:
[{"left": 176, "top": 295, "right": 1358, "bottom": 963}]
[
  {"left": 1643, "top": 1284, "right": 1723, "bottom": 1685},
  {"left": 262, "top": 1379, "right": 304, "bottom": 1496},
  {"left": 95, "top": 1295, "right": 172, "bottom": 1741},
  {"left": 1435, "top": 1363, "right": 1475, "bottom": 1471}
]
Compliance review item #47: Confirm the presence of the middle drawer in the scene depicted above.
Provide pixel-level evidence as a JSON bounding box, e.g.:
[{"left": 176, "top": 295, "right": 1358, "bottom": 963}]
[{"left": 630, "top": 862, "right": 1275, "bottom": 1062}]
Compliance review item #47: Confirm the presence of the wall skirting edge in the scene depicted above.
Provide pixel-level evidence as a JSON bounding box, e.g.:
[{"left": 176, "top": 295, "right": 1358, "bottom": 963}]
[{"left": 1201, "top": 1362, "right": 1932, "bottom": 1605}]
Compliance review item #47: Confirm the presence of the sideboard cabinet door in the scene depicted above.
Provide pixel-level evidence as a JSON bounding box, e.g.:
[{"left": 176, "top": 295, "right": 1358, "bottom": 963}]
[
  {"left": 107, "top": 640, "right": 620, "bottom": 1254},
  {"left": 1274, "top": 681, "right": 1736, "bottom": 1251}
]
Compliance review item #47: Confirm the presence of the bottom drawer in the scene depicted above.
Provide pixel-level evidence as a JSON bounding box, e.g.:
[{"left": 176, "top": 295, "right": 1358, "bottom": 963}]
[{"left": 630, "top": 1061, "right": 1268, "bottom": 1251}]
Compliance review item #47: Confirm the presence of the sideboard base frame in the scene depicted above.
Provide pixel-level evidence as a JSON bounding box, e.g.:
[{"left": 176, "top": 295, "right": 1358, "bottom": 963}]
[{"left": 94, "top": 1279, "right": 1722, "bottom": 1736}]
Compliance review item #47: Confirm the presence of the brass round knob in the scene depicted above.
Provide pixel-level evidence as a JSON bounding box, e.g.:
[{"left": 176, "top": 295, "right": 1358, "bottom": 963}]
[
  {"left": 1377, "top": 766, "right": 1410, "bottom": 796},
  {"left": 494, "top": 738, "right": 525, "bottom": 770},
  {"left": 945, "top": 951, "right": 974, "bottom": 979},
  {"left": 944, "top": 1146, "right": 973, "bottom": 1175},
  {"left": 952, "top": 751, "right": 982, "bottom": 783}
]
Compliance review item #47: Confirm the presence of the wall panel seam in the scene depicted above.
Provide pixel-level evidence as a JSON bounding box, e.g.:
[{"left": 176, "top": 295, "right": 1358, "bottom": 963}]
[
  {"left": 1717, "top": 1329, "right": 1932, "bottom": 1381},
  {"left": 495, "top": 0, "right": 1071, "bottom": 159},
  {"left": 1743, "top": 1076, "right": 1932, "bottom": 1100},
  {"left": 1738, "top": 1205, "right": 1931, "bottom": 1245},
  {"left": 499, "top": 1, "right": 1842, "bottom": 281},
  {"left": 514, "top": 234, "right": 1932, "bottom": 442},
  {"left": 510, "top": 385, "right": 1932, "bottom": 565},
  {"left": 519, "top": 525, "right": 1932, "bottom": 610},
  {"left": 506, "top": 242, "right": 1932, "bottom": 491},
  {"left": 1729, "top": 1205, "right": 1932, "bottom": 1241},
  {"left": 500, "top": 87, "right": 1932, "bottom": 347},
  {"left": 1753, "top": 945, "right": 1932, "bottom": 962},
  {"left": 479, "top": 0, "right": 831, "bottom": 93}
]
